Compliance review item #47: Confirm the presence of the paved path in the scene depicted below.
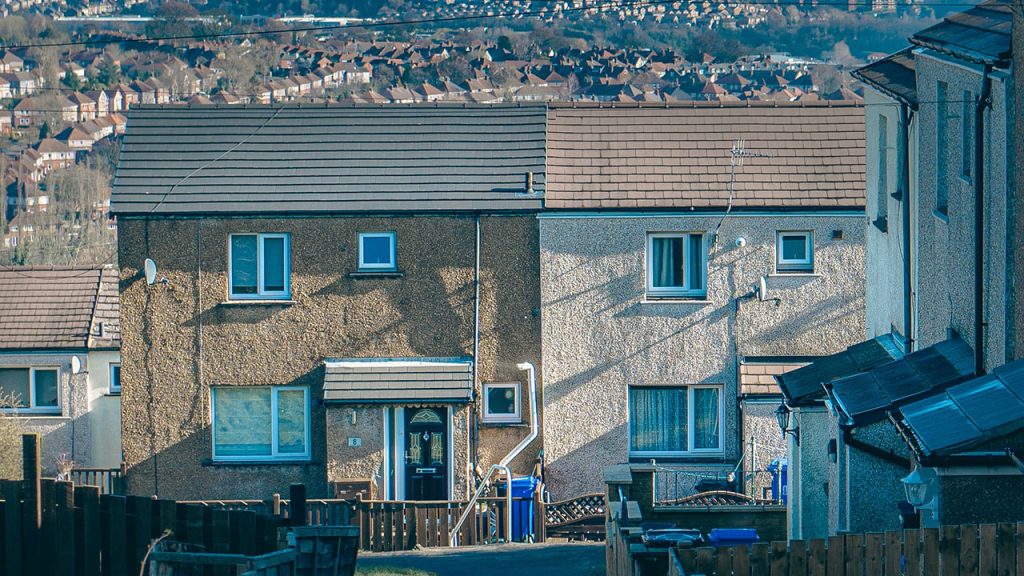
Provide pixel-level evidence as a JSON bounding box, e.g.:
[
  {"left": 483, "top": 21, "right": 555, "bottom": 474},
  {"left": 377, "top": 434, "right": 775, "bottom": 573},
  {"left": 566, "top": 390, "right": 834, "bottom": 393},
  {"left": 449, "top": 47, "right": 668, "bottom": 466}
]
[{"left": 357, "top": 542, "right": 605, "bottom": 576}]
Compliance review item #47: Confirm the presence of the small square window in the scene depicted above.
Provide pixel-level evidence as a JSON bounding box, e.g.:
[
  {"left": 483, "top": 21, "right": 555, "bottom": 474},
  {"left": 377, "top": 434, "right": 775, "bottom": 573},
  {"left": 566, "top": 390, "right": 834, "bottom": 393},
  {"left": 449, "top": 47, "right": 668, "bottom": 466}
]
[
  {"left": 482, "top": 383, "right": 521, "bottom": 423},
  {"left": 109, "top": 363, "right": 121, "bottom": 394},
  {"left": 358, "top": 232, "right": 397, "bottom": 270},
  {"left": 776, "top": 232, "right": 813, "bottom": 273}
]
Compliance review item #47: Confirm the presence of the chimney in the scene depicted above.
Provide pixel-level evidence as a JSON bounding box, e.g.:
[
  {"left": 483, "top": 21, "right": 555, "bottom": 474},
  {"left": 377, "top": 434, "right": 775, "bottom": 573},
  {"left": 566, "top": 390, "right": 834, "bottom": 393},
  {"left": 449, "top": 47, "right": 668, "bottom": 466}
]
[{"left": 525, "top": 171, "right": 534, "bottom": 195}]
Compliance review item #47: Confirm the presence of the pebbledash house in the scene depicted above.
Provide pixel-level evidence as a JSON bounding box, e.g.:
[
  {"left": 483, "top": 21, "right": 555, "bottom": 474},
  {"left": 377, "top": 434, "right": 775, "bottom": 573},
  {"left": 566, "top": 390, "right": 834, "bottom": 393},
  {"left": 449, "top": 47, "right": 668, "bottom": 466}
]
[{"left": 111, "top": 105, "right": 545, "bottom": 500}]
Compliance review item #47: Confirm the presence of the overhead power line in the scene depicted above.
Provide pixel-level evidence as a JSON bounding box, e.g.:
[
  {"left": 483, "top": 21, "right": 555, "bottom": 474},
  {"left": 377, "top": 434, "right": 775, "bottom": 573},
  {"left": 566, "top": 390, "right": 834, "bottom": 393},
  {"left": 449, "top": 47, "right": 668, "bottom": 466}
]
[{"left": 0, "top": 0, "right": 982, "bottom": 51}]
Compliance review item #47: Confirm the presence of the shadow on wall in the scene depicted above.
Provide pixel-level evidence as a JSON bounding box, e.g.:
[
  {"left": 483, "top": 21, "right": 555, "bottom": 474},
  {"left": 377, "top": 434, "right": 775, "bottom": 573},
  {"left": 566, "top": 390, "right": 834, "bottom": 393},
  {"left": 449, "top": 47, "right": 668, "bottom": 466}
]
[
  {"left": 544, "top": 302, "right": 731, "bottom": 408},
  {"left": 545, "top": 423, "right": 628, "bottom": 499},
  {"left": 123, "top": 366, "right": 330, "bottom": 501},
  {"left": 743, "top": 292, "right": 865, "bottom": 355}
]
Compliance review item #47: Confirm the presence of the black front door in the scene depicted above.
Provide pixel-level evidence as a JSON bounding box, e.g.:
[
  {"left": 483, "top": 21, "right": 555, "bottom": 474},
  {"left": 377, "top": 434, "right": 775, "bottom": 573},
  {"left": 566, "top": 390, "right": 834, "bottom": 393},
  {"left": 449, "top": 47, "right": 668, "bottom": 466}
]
[{"left": 404, "top": 408, "right": 448, "bottom": 500}]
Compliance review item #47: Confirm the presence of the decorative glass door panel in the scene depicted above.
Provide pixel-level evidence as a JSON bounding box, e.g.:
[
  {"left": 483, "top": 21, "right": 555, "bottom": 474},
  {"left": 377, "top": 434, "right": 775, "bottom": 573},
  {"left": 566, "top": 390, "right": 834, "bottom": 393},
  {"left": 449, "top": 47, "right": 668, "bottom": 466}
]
[{"left": 403, "top": 408, "right": 447, "bottom": 500}]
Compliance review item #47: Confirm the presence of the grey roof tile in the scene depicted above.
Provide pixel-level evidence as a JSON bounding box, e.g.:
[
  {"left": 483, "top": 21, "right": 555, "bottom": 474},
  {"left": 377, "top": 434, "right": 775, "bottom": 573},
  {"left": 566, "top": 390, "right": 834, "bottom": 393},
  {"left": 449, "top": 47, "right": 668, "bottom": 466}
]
[
  {"left": 111, "top": 104, "right": 547, "bottom": 215},
  {"left": 323, "top": 358, "right": 472, "bottom": 404}
]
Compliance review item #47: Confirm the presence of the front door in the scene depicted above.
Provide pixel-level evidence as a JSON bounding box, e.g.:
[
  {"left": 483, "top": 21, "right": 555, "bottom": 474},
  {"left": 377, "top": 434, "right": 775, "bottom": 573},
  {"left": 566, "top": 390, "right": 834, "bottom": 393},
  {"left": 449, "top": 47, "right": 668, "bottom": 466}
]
[{"left": 403, "top": 408, "right": 448, "bottom": 500}]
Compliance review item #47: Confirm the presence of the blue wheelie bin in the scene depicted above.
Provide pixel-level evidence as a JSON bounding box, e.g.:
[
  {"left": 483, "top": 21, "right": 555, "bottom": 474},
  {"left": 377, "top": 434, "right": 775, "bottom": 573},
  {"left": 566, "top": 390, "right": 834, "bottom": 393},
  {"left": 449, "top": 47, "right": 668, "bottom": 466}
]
[
  {"left": 708, "top": 528, "right": 760, "bottom": 547},
  {"left": 498, "top": 476, "right": 540, "bottom": 542}
]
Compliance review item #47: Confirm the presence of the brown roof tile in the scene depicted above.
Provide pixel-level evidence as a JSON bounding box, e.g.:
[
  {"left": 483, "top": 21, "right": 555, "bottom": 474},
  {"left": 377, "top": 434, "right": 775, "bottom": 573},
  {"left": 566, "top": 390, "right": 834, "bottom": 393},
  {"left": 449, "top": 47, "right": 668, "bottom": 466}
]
[
  {"left": 546, "top": 102, "right": 865, "bottom": 210},
  {"left": 740, "top": 362, "right": 807, "bottom": 396},
  {"left": 0, "top": 265, "right": 119, "bottom": 350}
]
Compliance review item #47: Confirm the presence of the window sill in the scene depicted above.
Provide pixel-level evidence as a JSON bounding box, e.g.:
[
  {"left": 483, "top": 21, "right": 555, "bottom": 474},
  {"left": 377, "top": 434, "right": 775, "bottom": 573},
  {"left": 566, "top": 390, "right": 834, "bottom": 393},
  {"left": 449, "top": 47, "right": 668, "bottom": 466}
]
[
  {"left": 933, "top": 209, "right": 949, "bottom": 223},
  {"left": 347, "top": 271, "right": 404, "bottom": 279},
  {"left": 480, "top": 420, "right": 527, "bottom": 428},
  {"left": 628, "top": 455, "right": 727, "bottom": 464},
  {"left": 641, "top": 298, "right": 712, "bottom": 305},
  {"left": 768, "top": 272, "right": 822, "bottom": 279},
  {"left": 203, "top": 459, "right": 317, "bottom": 467},
  {"left": 219, "top": 299, "right": 297, "bottom": 307},
  {"left": 2, "top": 411, "right": 65, "bottom": 419},
  {"left": 105, "top": 391, "right": 121, "bottom": 397}
]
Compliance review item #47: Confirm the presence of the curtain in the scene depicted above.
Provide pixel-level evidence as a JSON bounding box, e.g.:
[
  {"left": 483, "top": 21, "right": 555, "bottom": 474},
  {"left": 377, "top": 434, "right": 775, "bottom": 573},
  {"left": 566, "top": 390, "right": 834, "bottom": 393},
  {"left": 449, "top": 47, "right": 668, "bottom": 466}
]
[
  {"left": 629, "top": 387, "right": 687, "bottom": 452},
  {"left": 693, "top": 388, "right": 720, "bottom": 450},
  {"left": 652, "top": 237, "right": 682, "bottom": 288},
  {"left": 688, "top": 234, "right": 704, "bottom": 291}
]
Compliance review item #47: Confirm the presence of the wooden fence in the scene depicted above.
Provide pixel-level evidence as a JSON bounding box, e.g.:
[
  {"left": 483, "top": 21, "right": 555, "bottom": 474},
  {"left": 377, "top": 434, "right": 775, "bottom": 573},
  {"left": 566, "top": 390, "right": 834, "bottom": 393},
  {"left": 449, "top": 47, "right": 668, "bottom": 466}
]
[
  {"left": 69, "top": 466, "right": 125, "bottom": 496},
  {"left": 670, "top": 524, "right": 1024, "bottom": 576}
]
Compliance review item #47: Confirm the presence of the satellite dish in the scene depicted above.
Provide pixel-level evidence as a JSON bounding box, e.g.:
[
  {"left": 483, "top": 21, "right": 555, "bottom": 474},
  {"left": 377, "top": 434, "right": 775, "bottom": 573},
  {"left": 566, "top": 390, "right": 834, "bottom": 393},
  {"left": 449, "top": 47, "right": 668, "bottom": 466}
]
[
  {"left": 71, "top": 356, "right": 81, "bottom": 374},
  {"left": 757, "top": 276, "right": 768, "bottom": 302},
  {"left": 144, "top": 259, "right": 157, "bottom": 286}
]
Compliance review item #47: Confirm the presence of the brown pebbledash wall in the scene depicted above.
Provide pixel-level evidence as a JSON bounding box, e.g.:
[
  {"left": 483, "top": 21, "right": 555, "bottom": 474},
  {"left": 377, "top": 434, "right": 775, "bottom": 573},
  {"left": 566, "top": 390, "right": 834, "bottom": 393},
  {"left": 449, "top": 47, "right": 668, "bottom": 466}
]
[{"left": 117, "top": 214, "right": 541, "bottom": 500}]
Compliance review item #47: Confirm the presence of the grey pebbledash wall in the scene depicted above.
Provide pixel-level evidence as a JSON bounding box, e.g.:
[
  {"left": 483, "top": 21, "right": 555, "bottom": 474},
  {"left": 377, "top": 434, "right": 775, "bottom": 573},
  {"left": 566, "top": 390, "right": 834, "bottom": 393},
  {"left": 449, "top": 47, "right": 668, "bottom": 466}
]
[
  {"left": 540, "top": 212, "right": 866, "bottom": 499},
  {"left": 117, "top": 214, "right": 541, "bottom": 500}
]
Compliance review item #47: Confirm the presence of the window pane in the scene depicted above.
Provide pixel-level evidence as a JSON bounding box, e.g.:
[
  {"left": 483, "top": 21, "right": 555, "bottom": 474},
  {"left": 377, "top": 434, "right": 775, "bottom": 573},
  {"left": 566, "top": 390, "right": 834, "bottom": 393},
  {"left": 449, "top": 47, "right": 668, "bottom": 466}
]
[
  {"left": 629, "top": 387, "right": 686, "bottom": 452},
  {"left": 781, "top": 235, "right": 807, "bottom": 261},
  {"left": 262, "top": 236, "right": 286, "bottom": 292},
  {"left": 361, "top": 235, "right": 393, "bottom": 266},
  {"left": 276, "top": 389, "right": 307, "bottom": 455},
  {"left": 693, "top": 388, "right": 720, "bottom": 450},
  {"left": 688, "top": 234, "right": 704, "bottom": 291},
  {"left": 230, "top": 235, "right": 258, "bottom": 294},
  {"left": 214, "top": 388, "right": 272, "bottom": 457},
  {"left": 651, "top": 237, "right": 684, "bottom": 288},
  {"left": 487, "top": 386, "right": 516, "bottom": 415},
  {"left": 34, "top": 370, "right": 58, "bottom": 407},
  {"left": 0, "top": 368, "right": 30, "bottom": 408},
  {"left": 111, "top": 365, "right": 121, "bottom": 391}
]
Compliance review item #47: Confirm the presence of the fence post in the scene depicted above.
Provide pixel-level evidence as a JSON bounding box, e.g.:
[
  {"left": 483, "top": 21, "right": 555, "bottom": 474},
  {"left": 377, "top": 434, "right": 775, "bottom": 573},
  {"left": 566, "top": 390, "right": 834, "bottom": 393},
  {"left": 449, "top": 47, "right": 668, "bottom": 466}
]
[
  {"left": 4, "top": 481, "right": 23, "bottom": 576},
  {"left": 533, "top": 484, "right": 545, "bottom": 543},
  {"left": 55, "top": 481, "right": 76, "bottom": 576},
  {"left": 290, "top": 484, "right": 307, "bottom": 527},
  {"left": 271, "top": 493, "right": 281, "bottom": 516},
  {"left": 75, "top": 485, "right": 101, "bottom": 576}
]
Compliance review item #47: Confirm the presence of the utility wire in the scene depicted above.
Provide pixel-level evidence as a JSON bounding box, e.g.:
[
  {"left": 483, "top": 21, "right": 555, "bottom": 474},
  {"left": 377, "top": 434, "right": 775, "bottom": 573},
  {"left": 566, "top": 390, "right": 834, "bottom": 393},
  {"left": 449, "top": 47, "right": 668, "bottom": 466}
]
[{"left": 0, "top": 0, "right": 982, "bottom": 51}]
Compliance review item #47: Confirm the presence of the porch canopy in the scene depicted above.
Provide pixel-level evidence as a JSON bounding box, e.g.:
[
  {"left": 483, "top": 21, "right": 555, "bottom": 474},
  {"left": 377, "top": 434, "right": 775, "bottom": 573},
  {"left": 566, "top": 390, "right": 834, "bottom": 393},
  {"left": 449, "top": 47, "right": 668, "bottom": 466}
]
[{"left": 323, "top": 357, "right": 473, "bottom": 404}]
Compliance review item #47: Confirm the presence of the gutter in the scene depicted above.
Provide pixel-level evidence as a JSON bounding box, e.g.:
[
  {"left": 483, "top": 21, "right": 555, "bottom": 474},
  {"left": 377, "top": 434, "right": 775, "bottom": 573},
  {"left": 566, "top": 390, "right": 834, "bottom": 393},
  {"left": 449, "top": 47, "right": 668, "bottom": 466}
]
[
  {"left": 974, "top": 66, "right": 993, "bottom": 375},
  {"left": 900, "top": 104, "right": 914, "bottom": 352}
]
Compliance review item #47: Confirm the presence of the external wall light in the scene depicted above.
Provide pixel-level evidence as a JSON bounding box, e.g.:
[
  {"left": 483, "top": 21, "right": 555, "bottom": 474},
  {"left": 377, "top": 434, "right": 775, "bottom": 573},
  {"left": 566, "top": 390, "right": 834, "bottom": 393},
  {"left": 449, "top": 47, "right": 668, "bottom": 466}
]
[
  {"left": 901, "top": 467, "right": 937, "bottom": 509},
  {"left": 775, "top": 404, "right": 800, "bottom": 445}
]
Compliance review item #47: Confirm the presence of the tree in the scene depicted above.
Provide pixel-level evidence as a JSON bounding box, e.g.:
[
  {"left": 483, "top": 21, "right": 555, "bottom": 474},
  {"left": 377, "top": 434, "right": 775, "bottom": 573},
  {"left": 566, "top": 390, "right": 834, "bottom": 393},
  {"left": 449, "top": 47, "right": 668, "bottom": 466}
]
[
  {"left": 145, "top": 1, "right": 200, "bottom": 41},
  {"left": 0, "top": 392, "right": 23, "bottom": 480}
]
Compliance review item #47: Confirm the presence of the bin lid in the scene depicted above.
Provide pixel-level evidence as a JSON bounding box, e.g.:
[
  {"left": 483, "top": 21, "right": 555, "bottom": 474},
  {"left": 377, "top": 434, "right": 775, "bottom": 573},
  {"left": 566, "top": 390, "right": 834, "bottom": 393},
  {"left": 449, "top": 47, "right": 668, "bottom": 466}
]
[
  {"left": 708, "top": 528, "right": 760, "bottom": 541},
  {"left": 508, "top": 476, "right": 539, "bottom": 497},
  {"left": 642, "top": 529, "right": 703, "bottom": 548}
]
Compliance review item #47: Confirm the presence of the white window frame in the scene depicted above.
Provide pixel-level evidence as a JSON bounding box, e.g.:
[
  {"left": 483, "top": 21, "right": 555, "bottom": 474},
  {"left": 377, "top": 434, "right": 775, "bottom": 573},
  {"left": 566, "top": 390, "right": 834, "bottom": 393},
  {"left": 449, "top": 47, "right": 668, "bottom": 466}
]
[
  {"left": 109, "top": 363, "right": 121, "bottom": 394},
  {"left": 357, "top": 232, "right": 397, "bottom": 271},
  {"left": 776, "top": 231, "right": 814, "bottom": 272},
  {"left": 0, "top": 367, "right": 60, "bottom": 414},
  {"left": 211, "top": 386, "right": 311, "bottom": 463},
  {"left": 645, "top": 232, "right": 707, "bottom": 299},
  {"left": 482, "top": 382, "right": 521, "bottom": 424},
  {"left": 227, "top": 233, "right": 291, "bottom": 300},
  {"left": 627, "top": 384, "right": 723, "bottom": 457}
]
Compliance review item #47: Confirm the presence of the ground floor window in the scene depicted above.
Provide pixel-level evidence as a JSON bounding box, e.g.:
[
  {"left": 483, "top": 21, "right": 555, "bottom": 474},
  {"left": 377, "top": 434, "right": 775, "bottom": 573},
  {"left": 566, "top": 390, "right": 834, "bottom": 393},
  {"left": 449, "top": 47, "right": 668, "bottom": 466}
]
[
  {"left": 0, "top": 367, "right": 59, "bottom": 413},
  {"left": 212, "top": 386, "right": 310, "bottom": 462},
  {"left": 482, "top": 382, "right": 520, "bottom": 423},
  {"left": 628, "top": 385, "right": 721, "bottom": 455}
]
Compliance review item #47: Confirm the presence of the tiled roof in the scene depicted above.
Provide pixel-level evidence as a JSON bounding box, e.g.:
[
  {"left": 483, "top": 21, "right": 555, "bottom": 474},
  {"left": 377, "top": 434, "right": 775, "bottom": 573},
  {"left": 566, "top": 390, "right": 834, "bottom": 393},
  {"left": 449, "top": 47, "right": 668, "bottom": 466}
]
[
  {"left": 911, "top": 0, "right": 1012, "bottom": 66},
  {"left": 323, "top": 358, "right": 473, "bottom": 404},
  {"left": 0, "top": 266, "right": 120, "bottom": 350},
  {"left": 853, "top": 49, "right": 917, "bottom": 108},
  {"left": 111, "top": 104, "right": 546, "bottom": 215},
  {"left": 545, "top": 102, "right": 866, "bottom": 210},
  {"left": 740, "top": 362, "right": 807, "bottom": 396}
]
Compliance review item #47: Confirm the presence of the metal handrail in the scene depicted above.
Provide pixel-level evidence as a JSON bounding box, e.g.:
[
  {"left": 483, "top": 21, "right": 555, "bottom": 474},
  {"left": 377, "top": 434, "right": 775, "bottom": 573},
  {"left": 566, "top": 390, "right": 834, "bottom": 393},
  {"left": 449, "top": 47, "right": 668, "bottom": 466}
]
[{"left": 448, "top": 464, "right": 512, "bottom": 546}]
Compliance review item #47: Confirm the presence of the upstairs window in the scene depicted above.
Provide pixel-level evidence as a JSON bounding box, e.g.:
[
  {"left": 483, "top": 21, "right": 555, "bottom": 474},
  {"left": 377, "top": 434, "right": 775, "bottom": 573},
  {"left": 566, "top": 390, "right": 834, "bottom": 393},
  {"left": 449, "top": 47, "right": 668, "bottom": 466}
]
[
  {"left": 358, "top": 232, "right": 396, "bottom": 271},
  {"left": 212, "top": 386, "right": 310, "bottom": 462},
  {"left": 646, "top": 233, "right": 706, "bottom": 299},
  {"left": 776, "top": 231, "right": 813, "bottom": 273},
  {"left": 229, "top": 233, "right": 290, "bottom": 299},
  {"left": 0, "top": 367, "right": 59, "bottom": 413}
]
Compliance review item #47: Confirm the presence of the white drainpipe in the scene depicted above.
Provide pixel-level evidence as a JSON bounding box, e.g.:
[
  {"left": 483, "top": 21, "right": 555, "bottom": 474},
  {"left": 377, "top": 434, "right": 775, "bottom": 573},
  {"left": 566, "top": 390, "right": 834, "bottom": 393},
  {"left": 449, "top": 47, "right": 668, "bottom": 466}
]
[{"left": 500, "top": 362, "right": 539, "bottom": 468}]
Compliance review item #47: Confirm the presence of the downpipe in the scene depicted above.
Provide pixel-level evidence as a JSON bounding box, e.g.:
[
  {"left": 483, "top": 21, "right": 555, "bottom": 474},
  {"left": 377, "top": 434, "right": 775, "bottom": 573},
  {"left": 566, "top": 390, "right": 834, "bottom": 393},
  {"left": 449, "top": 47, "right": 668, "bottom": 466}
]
[{"left": 974, "top": 66, "right": 992, "bottom": 375}]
